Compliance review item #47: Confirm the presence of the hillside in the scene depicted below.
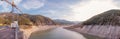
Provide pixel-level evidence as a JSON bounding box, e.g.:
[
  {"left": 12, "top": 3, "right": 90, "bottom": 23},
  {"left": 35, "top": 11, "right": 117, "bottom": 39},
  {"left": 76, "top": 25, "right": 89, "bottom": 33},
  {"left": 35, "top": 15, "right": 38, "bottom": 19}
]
[
  {"left": 65, "top": 9, "right": 120, "bottom": 39},
  {"left": 82, "top": 9, "right": 120, "bottom": 26},
  {"left": 0, "top": 12, "right": 56, "bottom": 26}
]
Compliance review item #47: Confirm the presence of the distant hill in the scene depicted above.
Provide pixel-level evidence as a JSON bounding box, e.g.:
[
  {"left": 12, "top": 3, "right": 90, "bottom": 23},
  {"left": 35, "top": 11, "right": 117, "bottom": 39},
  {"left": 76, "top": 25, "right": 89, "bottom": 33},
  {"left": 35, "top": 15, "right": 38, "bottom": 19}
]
[
  {"left": 0, "top": 12, "right": 56, "bottom": 26},
  {"left": 53, "top": 19, "right": 79, "bottom": 25}
]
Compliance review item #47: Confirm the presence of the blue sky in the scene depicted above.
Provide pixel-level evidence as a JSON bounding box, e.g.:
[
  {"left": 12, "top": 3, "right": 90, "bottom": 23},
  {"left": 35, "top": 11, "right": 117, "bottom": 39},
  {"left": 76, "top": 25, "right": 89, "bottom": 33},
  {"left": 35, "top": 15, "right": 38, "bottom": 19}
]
[{"left": 0, "top": 0, "right": 120, "bottom": 21}]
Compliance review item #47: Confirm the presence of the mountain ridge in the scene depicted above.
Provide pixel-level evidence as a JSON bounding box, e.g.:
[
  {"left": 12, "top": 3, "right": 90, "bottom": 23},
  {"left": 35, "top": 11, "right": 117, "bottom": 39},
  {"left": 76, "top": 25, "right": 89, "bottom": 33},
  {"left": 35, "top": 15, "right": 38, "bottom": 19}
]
[{"left": 53, "top": 19, "right": 79, "bottom": 25}]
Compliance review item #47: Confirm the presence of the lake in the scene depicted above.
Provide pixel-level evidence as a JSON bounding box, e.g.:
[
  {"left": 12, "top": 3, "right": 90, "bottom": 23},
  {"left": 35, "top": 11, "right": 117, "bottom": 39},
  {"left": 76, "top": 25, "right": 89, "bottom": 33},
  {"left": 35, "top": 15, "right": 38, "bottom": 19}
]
[{"left": 29, "top": 27, "right": 86, "bottom": 39}]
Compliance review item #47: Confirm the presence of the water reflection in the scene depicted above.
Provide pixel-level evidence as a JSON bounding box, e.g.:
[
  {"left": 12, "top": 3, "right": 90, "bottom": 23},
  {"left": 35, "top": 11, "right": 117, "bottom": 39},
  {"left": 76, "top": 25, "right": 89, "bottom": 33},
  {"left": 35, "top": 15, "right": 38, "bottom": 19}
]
[{"left": 29, "top": 27, "right": 86, "bottom": 39}]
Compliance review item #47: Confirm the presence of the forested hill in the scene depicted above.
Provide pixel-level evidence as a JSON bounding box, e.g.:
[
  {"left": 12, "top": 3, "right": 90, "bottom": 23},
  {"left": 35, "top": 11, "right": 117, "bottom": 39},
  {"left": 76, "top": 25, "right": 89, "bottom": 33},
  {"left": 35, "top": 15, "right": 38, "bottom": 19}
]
[
  {"left": 0, "top": 12, "right": 57, "bottom": 26},
  {"left": 82, "top": 9, "right": 120, "bottom": 26}
]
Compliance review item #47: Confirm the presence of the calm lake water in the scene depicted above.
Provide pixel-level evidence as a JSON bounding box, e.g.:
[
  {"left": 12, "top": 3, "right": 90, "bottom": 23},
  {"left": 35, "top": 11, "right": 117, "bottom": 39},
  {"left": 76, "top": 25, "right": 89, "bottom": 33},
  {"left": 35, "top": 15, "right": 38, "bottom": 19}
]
[{"left": 29, "top": 27, "right": 86, "bottom": 39}]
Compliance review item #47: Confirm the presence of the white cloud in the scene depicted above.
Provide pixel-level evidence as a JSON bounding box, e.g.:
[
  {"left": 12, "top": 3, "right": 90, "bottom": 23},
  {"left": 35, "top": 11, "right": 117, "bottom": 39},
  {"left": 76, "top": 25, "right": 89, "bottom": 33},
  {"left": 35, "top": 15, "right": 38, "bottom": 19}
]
[
  {"left": 63, "top": 0, "right": 120, "bottom": 21},
  {"left": 22, "top": 0, "right": 45, "bottom": 10},
  {"left": 14, "top": 0, "right": 22, "bottom": 5},
  {"left": 113, "top": 0, "right": 120, "bottom": 7}
]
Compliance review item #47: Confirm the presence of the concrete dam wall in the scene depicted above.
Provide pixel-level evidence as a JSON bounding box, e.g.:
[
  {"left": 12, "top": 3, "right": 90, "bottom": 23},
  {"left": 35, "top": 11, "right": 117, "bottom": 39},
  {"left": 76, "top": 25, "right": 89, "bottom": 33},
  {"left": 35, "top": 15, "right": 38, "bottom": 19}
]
[
  {"left": 72, "top": 25, "right": 120, "bottom": 39},
  {"left": 0, "top": 26, "right": 23, "bottom": 39}
]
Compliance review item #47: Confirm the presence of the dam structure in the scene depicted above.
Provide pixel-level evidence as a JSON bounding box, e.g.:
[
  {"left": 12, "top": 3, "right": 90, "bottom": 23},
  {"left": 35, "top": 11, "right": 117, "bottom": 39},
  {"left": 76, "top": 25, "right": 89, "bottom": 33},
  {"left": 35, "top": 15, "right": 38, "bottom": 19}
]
[
  {"left": 0, "top": 21, "right": 23, "bottom": 39},
  {"left": 0, "top": 0, "right": 24, "bottom": 39}
]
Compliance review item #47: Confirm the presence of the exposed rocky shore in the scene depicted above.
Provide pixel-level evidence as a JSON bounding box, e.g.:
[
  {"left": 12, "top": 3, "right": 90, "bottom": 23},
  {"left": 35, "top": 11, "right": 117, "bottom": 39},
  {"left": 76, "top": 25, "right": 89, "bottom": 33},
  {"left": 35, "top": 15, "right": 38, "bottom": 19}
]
[{"left": 65, "top": 9, "right": 120, "bottom": 39}]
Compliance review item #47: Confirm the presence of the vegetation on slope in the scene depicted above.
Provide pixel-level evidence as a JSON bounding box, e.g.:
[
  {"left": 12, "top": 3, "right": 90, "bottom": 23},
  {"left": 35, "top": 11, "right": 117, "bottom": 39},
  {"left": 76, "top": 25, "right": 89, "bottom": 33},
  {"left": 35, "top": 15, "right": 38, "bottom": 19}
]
[
  {"left": 0, "top": 12, "right": 56, "bottom": 26},
  {"left": 82, "top": 9, "right": 120, "bottom": 26}
]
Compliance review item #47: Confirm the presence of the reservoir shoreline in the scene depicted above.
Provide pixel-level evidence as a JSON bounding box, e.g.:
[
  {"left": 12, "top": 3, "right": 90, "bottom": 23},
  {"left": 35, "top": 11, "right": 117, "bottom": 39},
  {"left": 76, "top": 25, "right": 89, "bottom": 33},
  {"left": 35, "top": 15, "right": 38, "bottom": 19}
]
[{"left": 28, "top": 25, "right": 86, "bottom": 39}]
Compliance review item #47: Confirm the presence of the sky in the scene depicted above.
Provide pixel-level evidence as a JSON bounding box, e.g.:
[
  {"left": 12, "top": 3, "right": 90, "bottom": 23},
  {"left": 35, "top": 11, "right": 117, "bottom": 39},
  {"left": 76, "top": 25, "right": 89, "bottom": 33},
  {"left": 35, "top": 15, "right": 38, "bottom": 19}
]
[{"left": 0, "top": 0, "right": 120, "bottom": 21}]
